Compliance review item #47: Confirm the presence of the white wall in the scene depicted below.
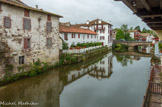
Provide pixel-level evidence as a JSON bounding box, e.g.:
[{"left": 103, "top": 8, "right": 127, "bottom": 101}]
[{"left": 60, "top": 33, "right": 98, "bottom": 48}]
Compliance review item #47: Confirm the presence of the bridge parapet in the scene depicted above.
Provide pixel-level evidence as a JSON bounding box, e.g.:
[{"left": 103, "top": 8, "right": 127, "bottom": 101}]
[{"left": 113, "top": 40, "right": 152, "bottom": 47}]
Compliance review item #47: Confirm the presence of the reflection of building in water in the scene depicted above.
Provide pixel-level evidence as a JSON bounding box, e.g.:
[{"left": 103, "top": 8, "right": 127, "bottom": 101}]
[
  {"left": 66, "top": 64, "right": 97, "bottom": 85},
  {"left": 89, "top": 53, "right": 113, "bottom": 80},
  {"left": 0, "top": 71, "right": 63, "bottom": 107},
  {"left": 62, "top": 53, "right": 113, "bottom": 85},
  {"left": 139, "top": 46, "right": 152, "bottom": 54},
  {"left": 130, "top": 56, "right": 141, "bottom": 61}
]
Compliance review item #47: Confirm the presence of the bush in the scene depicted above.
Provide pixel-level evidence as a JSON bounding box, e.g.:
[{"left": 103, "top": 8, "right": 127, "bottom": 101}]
[
  {"left": 62, "top": 42, "right": 68, "bottom": 50},
  {"left": 159, "top": 43, "right": 162, "bottom": 51}
]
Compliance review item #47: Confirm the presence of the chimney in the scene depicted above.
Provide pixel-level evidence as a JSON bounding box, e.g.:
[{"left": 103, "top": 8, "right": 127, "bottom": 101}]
[
  {"left": 36, "top": 5, "right": 38, "bottom": 9},
  {"left": 86, "top": 20, "right": 89, "bottom": 25}
]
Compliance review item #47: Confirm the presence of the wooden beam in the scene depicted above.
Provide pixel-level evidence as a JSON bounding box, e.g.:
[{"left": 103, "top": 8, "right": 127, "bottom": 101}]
[
  {"left": 141, "top": 0, "right": 151, "bottom": 11},
  {"left": 122, "top": 0, "right": 137, "bottom": 13},
  {"left": 141, "top": 14, "right": 162, "bottom": 18},
  {"left": 149, "top": 25, "right": 162, "bottom": 28},
  {"left": 160, "top": 0, "right": 162, "bottom": 9},
  {"left": 147, "top": 21, "right": 162, "bottom": 24}
]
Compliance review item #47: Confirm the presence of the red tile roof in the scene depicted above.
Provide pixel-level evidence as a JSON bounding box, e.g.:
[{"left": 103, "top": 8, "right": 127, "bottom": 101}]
[
  {"left": 72, "top": 19, "right": 112, "bottom": 27},
  {"left": 60, "top": 25, "right": 97, "bottom": 35},
  {"left": 0, "top": 0, "right": 62, "bottom": 17}
]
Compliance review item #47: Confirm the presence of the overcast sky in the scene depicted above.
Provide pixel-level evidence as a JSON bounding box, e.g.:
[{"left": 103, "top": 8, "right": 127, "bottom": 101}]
[{"left": 22, "top": 0, "right": 150, "bottom": 29}]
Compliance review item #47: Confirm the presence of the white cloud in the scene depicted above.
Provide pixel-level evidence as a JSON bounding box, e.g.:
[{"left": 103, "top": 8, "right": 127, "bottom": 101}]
[{"left": 22, "top": 0, "right": 150, "bottom": 29}]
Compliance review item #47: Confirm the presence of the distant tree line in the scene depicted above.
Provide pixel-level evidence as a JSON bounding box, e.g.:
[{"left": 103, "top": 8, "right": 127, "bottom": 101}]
[{"left": 114, "top": 24, "right": 157, "bottom": 41}]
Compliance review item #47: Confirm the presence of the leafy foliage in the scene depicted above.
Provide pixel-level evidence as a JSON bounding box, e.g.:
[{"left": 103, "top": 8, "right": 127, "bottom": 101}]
[{"left": 62, "top": 42, "right": 68, "bottom": 50}]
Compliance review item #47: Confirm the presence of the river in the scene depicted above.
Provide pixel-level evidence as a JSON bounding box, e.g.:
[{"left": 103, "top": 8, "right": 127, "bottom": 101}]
[{"left": 0, "top": 52, "right": 152, "bottom": 107}]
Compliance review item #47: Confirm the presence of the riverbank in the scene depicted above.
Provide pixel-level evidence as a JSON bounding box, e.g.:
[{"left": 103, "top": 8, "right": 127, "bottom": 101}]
[{"left": 0, "top": 46, "right": 110, "bottom": 86}]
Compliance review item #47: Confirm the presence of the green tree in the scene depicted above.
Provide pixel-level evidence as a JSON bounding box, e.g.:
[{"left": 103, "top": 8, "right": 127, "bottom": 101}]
[
  {"left": 116, "top": 29, "right": 125, "bottom": 40},
  {"left": 134, "top": 26, "right": 141, "bottom": 31},
  {"left": 142, "top": 27, "right": 148, "bottom": 33},
  {"left": 129, "top": 27, "right": 133, "bottom": 31},
  {"left": 121, "top": 24, "right": 128, "bottom": 34}
]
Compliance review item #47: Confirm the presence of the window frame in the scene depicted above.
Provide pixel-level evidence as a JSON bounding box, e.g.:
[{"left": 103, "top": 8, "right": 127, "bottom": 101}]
[
  {"left": 24, "top": 9, "right": 30, "bottom": 17},
  {"left": 23, "top": 18, "right": 31, "bottom": 31},
  {"left": 24, "top": 38, "right": 31, "bottom": 49},
  {"left": 46, "top": 37, "right": 52, "bottom": 48},
  {"left": 19, "top": 56, "right": 25, "bottom": 65},
  {"left": 4, "top": 16, "right": 11, "bottom": 28}
]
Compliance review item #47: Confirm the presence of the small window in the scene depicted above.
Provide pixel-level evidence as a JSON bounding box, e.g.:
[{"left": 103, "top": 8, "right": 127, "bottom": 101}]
[
  {"left": 47, "top": 22, "right": 52, "bottom": 32},
  {"left": 19, "top": 56, "right": 25, "bottom": 65},
  {"left": 47, "top": 38, "right": 52, "bottom": 48},
  {"left": 78, "top": 34, "right": 80, "bottom": 38},
  {"left": 24, "top": 9, "right": 29, "bottom": 17},
  {"left": 23, "top": 18, "right": 31, "bottom": 30},
  {"left": 64, "top": 33, "right": 68, "bottom": 40},
  {"left": 24, "top": 38, "right": 30, "bottom": 49},
  {"left": 0, "top": 3, "right": 2, "bottom": 11},
  {"left": 47, "top": 15, "right": 51, "bottom": 21},
  {"left": 4, "top": 17, "right": 11, "bottom": 28}
]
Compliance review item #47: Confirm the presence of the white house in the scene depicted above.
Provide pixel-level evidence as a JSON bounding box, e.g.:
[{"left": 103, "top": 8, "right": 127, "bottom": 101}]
[
  {"left": 89, "top": 52, "right": 113, "bottom": 79},
  {"left": 140, "top": 33, "right": 154, "bottom": 42},
  {"left": 60, "top": 25, "right": 97, "bottom": 48},
  {"left": 74, "top": 19, "right": 113, "bottom": 47},
  {"left": 0, "top": 0, "right": 62, "bottom": 77}
]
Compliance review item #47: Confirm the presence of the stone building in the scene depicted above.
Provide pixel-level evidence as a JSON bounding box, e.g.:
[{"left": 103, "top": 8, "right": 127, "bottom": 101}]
[{"left": 0, "top": 0, "right": 62, "bottom": 77}]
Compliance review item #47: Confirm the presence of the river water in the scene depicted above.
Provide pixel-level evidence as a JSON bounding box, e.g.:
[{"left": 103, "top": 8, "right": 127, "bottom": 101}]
[{"left": 0, "top": 52, "right": 152, "bottom": 107}]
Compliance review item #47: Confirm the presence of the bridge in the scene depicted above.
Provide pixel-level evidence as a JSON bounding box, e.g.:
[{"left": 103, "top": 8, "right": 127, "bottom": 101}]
[{"left": 113, "top": 40, "right": 152, "bottom": 50}]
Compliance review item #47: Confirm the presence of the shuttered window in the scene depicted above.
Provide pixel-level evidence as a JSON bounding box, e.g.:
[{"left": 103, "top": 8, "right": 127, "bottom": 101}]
[
  {"left": 24, "top": 38, "right": 30, "bottom": 49},
  {"left": 24, "top": 9, "right": 29, "bottom": 17},
  {"left": 47, "top": 38, "right": 52, "bottom": 48},
  {"left": 47, "top": 22, "right": 52, "bottom": 32},
  {"left": 47, "top": 15, "right": 51, "bottom": 21},
  {"left": 23, "top": 18, "right": 31, "bottom": 30},
  {"left": 4, "top": 17, "right": 11, "bottom": 28},
  {"left": 64, "top": 33, "right": 68, "bottom": 40},
  {"left": 78, "top": 34, "right": 80, "bottom": 38}
]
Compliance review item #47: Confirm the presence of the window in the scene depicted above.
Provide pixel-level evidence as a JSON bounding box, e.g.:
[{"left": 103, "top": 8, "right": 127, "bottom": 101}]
[
  {"left": 91, "top": 35, "right": 93, "bottom": 38},
  {"left": 87, "top": 34, "right": 89, "bottom": 38},
  {"left": 72, "top": 33, "right": 75, "bottom": 38},
  {"left": 4, "top": 17, "right": 11, "bottom": 28},
  {"left": 23, "top": 18, "right": 31, "bottom": 30},
  {"left": 24, "top": 38, "right": 30, "bottom": 49},
  {"left": 47, "top": 38, "right": 52, "bottom": 48},
  {"left": 47, "top": 15, "right": 51, "bottom": 21},
  {"left": 78, "top": 34, "right": 80, "bottom": 38},
  {"left": 46, "top": 22, "right": 52, "bottom": 32},
  {"left": 24, "top": 9, "right": 29, "bottom": 17},
  {"left": 0, "top": 3, "right": 2, "bottom": 11},
  {"left": 64, "top": 33, "right": 68, "bottom": 40},
  {"left": 100, "top": 36, "right": 105, "bottom": 40},
  {"left": 19, "top": 56, "right": 25, "bottom": 65}
]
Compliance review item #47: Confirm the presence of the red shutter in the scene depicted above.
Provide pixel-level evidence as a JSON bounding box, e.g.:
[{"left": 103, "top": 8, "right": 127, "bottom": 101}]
[
  {"left": 72, "top": 33, "right": 73, "bottom": 38},
  {"left": 74, "top": 34, "right": 75, "bottom": 38},
  {"left": 24, "top": 38, "right": 27, "bottom": 49},
  {"left": 78, "top": 34, "right": 80, "bottom": 38}
]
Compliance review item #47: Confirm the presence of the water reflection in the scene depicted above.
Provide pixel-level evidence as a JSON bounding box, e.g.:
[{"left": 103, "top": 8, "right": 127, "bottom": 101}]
[{"left": 0, "top": 52, "right": 152, "bottom": 107}]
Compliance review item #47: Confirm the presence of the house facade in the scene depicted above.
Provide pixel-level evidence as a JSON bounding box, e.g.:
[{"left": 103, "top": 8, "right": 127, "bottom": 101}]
[
  {"left": 140, "top": 33, "right": 154, "bottom": 42},
  {"left": 0, "top": 0, "right": 62, "bottom": 77},
  {"left": 73, "top": 19, "right": 113, "bottom": 47},
  {"left": 60, "top": 25, "right": 97, "bottom": 48},
  {"left": 129, "top": 30, "right": 141, "bottom": 41}
]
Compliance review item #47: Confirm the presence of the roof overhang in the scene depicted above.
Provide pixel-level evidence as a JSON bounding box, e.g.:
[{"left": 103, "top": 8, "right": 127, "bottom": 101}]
[{"left": 115, "top": 0, "right": 162, "bottom": 30}]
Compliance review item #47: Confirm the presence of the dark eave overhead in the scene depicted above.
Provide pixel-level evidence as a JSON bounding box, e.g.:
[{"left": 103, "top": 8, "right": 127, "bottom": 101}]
[{"left": 114, "top": 0, "right": 162, "bottom": 30}]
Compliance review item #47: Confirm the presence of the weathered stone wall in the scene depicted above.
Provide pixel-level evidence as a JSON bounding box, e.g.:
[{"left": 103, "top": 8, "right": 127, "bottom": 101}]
[{"left": 0, "top": 3, "right": 62, "bottom": 75}]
